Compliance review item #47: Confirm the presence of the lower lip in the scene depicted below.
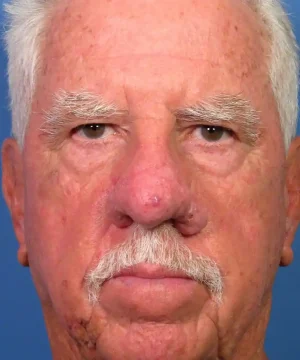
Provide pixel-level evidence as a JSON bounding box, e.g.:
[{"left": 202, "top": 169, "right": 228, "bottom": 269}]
[{"left": 99, "top": 276, "right": 207, "bottom": 319}]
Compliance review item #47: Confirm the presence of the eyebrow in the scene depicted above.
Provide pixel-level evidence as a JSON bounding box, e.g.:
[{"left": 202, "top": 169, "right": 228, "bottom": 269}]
[
  {"left": 40, "top": 89, "right": 127, "bottom": 140},
  {"left": 174, "top": 94, "right": 262, "bottom": 146},
  {"left": 41, "top": 90, "right": 262, "bottom": 147}
]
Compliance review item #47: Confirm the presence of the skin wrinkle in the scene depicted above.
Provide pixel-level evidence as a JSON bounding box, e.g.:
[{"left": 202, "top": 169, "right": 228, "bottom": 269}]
[
  {"left": 196, "top": 304, "right": 221, "bottom": 358},
  {"left": 98, "top": 320, "right": 217, "bottom": 360},
  {"left": 41, "top": 90, "right": 262, "bottom": 148},
  {"left": 2, "top": 0, "right": 300, "bottom": 360},
  {"left": 39, "top": 109, "right": 272, "bottom": 358},
  {"left": 175, "top": 95, "right": 262, "bottom": 146}
]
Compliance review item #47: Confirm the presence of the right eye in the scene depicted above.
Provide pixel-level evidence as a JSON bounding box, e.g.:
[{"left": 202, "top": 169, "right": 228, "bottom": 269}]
[{"left": 72, "top": 123, "right": 115, "bottom": 140}]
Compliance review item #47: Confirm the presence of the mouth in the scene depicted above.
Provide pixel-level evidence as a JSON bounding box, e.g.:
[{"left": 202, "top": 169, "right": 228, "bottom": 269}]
[
  {"left": 107, "top": 262, "right": 197, "bottom": 297},
  {"left": 112, "top": 263, "right": 192, "bottom": 280},
  {"left": 98, "top": 263, "right": 208, "bottom": 320}
]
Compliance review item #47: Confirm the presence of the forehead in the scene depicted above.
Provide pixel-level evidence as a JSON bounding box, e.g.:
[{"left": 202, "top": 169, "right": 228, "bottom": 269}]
[{"left": 39, "top": 0, "right": 270, "bottom": 109}]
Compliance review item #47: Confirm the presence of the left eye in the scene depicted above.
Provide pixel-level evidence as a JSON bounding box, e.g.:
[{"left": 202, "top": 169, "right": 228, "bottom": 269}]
[
  {"left": 195, "top": 125, "right": 233, "bottom": 142},
  {"left": 73, "top": 124, "right": 115, "bottom": 139}
]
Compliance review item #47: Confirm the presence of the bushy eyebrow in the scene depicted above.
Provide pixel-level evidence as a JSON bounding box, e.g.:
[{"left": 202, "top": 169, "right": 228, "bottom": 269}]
[
  {"left": 40, "top": 90, "right": 262, "bottom": 147},
  {"left": 174, "top": 94, "right": 262, "bottom": 146},
  {"left": 40, "top": 89, "right": 127, "bottom": 134}
]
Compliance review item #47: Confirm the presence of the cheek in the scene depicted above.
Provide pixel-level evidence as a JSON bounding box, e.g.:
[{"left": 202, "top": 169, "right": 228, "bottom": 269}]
[
  {"left": 23, "top": 161, "right": 112, "bottom": 313},
  {"left": 193, "top": 165, "right": 286, "bottom": 340},
  {"left": 242, "top": 162, "right": 286, "bottom": 246},
  {"left": 227, "top": 174, "right": 284, "bottom": 270},
  {"left": 195, "top": 158, "right": 286, "bottom": 296}
]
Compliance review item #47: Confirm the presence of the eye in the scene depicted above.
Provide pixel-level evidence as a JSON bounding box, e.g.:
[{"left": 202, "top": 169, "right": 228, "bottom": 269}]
[
  {"left": 194, "top": 125, "right": 233, "bottom": 143},
  {"left": 73, "top": 124, "right": 115, "bottom": 140}
]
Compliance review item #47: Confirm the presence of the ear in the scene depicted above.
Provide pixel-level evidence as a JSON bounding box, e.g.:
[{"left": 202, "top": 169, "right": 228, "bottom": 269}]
[
  {"left": 280, "top": 137, "right": 300, "bottom": 267},
  {"left": 2, "top": 138, "right": 29, "bottom": 267}
]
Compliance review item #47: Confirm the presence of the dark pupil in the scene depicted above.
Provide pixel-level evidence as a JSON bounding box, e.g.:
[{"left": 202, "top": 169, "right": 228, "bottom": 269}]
[
  {"left": 201, "top": 126, "right": 224, "bottom": 142},
  {"left": 82, "top": 124, "right": 105, "bottom": 138}
]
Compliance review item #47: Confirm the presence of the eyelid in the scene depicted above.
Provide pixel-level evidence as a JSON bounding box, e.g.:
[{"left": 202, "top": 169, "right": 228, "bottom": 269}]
[
  {"left": 192, "top": 124, "right": 235, "bottom": 135},
  {"left": 72, "top": 120, "right": 112, "bottom": 130},
  {"left": 198, "top": 123, "right": 234, "bottom": 132},
  {"left": 178, "top": 118, "right": 235, "bottom": 131}
]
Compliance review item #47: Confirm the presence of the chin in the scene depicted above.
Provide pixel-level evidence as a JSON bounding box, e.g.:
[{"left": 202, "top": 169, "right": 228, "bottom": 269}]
[
  {"left": 74, "top": 274, "right": 220, "bottom": 360},
  {"left": 94, "top": 320, "right": 219, "bottom": 360},
  {"left": 87, "top": 294, "right": 220, "bottom": 360}
]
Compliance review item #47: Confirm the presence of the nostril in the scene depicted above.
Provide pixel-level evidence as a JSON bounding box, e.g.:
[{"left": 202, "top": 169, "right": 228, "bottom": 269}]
[
  {"left": 114, "top": 213, "right": 133, "bottom": 228},
  {"left": 187, "top": 213, "right": 194, "bottom": 221},
  {"left": 173, "top": 206, "right": 208, "bottom": 237},
  {"left": 176, "top": 212, "right": 193, "bottom": 225}
]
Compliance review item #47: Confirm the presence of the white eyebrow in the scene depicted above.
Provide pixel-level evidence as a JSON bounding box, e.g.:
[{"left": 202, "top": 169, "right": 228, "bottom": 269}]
[
  {"left": 174, "top": 94, "right": 262, "bottom": 145},
  {"left": 47, "top": 89, "right": 124, "bottom": 118},
  {"left": 40, "top": 91, "right": 262, "bottom": 147},
  {"left": 40, "top": 89, "right": 126, "bottom": 137}
]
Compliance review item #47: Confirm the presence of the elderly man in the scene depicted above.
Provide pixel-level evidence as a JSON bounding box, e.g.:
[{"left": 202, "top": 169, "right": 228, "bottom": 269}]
[{"left": 1, "top": 0, "right": 300, "bottom": 359}]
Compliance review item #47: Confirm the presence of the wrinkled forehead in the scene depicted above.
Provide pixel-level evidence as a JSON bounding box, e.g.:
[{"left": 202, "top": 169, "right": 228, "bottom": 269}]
[
  {"left": 37, "top": 0, "right": 271, "bottom": 110},
  {"left": 43, "top": 0, "right": 268, "bottom": 68}
]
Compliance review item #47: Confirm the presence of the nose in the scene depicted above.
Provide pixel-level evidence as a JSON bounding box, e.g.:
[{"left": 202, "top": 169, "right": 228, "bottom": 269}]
[{"left": 107, "top": 143, "right": 208, "bottom": 236}]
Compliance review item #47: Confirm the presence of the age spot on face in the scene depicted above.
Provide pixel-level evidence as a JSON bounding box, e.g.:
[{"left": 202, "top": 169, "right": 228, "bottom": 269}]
[{"left": 68, "top": 319, "right": 97, "bottom": 352}]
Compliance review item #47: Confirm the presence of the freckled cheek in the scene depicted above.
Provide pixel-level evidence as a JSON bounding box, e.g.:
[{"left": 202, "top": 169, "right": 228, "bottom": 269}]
[
  {"left": 24, "top": 169, "right": 112, "bottom": 296},
  {"left": 26, "top": 203, "right": 98, "bottom": 307},
  {"left": 207, "top": 177, "right": 284, "bottom": 272},
  {"left": 206, "top": 215, "right": 278, "bottom": 314}
]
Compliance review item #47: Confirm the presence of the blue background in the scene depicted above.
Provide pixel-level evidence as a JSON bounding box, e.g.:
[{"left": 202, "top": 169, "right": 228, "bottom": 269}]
[{"left": 0, "top": 1, "right": 299, "bottom": 359}]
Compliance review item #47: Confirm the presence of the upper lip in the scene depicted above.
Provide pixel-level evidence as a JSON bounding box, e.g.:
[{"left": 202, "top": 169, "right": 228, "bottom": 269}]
[{"left": 113, "top": 263, "right": 192, "bottom": 279}]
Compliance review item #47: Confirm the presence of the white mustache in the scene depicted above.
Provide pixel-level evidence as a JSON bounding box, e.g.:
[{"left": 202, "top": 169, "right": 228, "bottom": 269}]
[{"left": 85, "top": 223, "right": 223, "bottom": 304}]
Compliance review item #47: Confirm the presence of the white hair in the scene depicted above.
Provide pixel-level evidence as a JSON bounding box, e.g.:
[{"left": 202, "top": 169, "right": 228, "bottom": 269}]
[
  {"left": 85, "top": 223, "right": 223, "bottom": 305},
  {"left": 3, "top": 0, "right": 299, "bottom": 150}
]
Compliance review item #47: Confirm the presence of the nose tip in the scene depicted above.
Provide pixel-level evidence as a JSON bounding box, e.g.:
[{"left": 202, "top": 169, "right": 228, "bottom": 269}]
[
  {"left": 106, "top": 146, "right": 207, "bottom": 236},
  {"left": 112, "top": 184, "right": 179, "bottom": 229},
  {"left": 132, "top": 194, "right": 170, "bottom": 229},
  {"left": 108, "top": 170, "right": 208, "bottom": 236}
]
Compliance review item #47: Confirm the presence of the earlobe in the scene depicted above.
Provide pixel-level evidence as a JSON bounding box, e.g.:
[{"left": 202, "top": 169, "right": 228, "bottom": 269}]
[
  {"left": 280, "top": 137, "right": 300, "bottom": 267},
  {"left": 280, "top": 245, "right": 294, "bottom": 267},
  {"left": 17, "top": 244, "right": 29, "bottom": 267},
  {"left": 1, "top": 138, "right": 28, "bottom": 267}
]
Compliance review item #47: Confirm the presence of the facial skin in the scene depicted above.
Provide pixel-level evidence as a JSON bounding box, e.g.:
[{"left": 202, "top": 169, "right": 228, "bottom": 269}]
[{"left": 2, "top": 0, "right": 300, "bottom": 359}]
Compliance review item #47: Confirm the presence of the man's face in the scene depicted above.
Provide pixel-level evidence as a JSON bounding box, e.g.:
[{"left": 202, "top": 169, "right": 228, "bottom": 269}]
[{"left": 4, "top": 0, "right": 294, "bottom": 359}]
